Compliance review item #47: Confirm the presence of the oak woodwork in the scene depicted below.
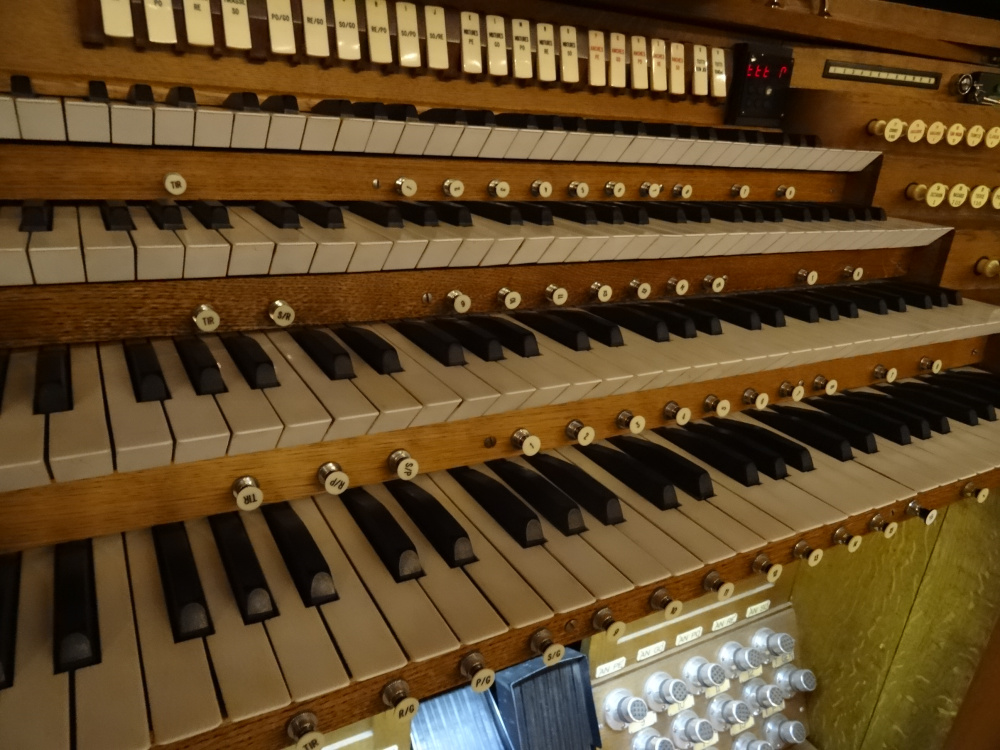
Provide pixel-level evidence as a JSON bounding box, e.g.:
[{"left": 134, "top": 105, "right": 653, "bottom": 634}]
[
  {"left": 0, "top": 248, "right": 915, "bottom": 348},
  {"left": 0, "top": 336, "right": 987, "bottom": 554},
  {"left": 944, "top": 598, "right": 1000, "bottom": 750},
  {"left": 937, "top": 230, "right": 1000, "bottom": 292}
]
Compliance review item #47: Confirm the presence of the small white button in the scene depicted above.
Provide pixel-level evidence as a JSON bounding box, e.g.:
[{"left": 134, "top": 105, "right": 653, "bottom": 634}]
[
  {"left": 568, "top": 180, "right": 590, "bottom": 198},
  {"left": 489, "top": 179, "right": 510, "bottom": 198},
  {"left": 268, "top": 300, "right": 296, "bottom": 327},
  {"left": 395, "top": 177, "right": 418, "bottom": 197},
  {"left": 531, "top": 180, "right": 553, "bottom": 198},
  {"left": 591, "top": 282, "right": 613, "bottom": 302},
  {"left": 448, "top": 290, "right": 471, "bottom": 313},
  {"left": 546, "top": 284, "right": 569, "bottom": 305},
  {"left": 605, "top": 181, "right": 626, "bottom": 198},
  {"left": 192, "top": 304, "right": 220, "bottom": 332},
  {"left": 163, "top": 172, "right": 187, "bottom": 196},
  {"left": 443, "top": 179, "right": 465, "bottom": 198},
  {"left": 317, "top": 462, "right": 350, "bottom": 495},
  {"left": 232, "top": 476, "right": 263, "bottom": 512}
]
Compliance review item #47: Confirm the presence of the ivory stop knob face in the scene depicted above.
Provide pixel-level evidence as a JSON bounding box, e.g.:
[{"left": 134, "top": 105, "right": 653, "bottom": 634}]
[
  {"left": 948, "top": 183, "right": 970, "bottom": 207},
  {"left": 673, "top": 183, "right": 694, "bottom": 199},
  {"left": 630, "top": 279, "right": 652, "bottom": 299},
  {"left": 497, "top": 288, "right": 521, "bottom": 309},
  {"left": 968, "top": 185, "right": 990, "bottom": 209},
  {"left": 443, "top": 178, "right": 465, "bottom": 198},
  {"left": 395, "top": 177, "right": 418, "bottom": 196},
  {"left": 605, "top": 180, "right": 626, "bottom": 198},
  {"left": 906, "top": 119, "right": 926, "bottom": 143},
  {"left": 268, "top": 299, "right": 295, "bottom": 327},
  {"left": 591, "top": 282, "right": 613, "bottom": 302},
  {"left": 531, "top": 180, "right": 553, "bottom": 197},
  {"left": 545, "top": 284, "right": 569, "bottom": 305},
  {"left": 488, "top": 179, "right": 509, "bottom": 198},
  {"left": 882, "top": 117, "right": 905, "bottom": 142},
  {"left": 447, "top": 290, "right": 471, "bottom": 313},
  {"left": 986, "top": 126, "right": 1000, "bottom": 149},
  {"left": 966, "top": 124, "right": 985, "bottom": 147},
  {"left": 946, "top": 123, "right": 966, "bottom": 146},
  {"left": 926, "top": 121, "right": 946, "bottom": 144},
  {"left": 925, "top": 183, "right": 948, "bottom": 207},
  {"left": 992, "top": 188, "right": 1000, "bottom": 210},
  {"left": 731, "top": 184, "right": 751, "bottom": 199},
  {"left": 568, "top": 180, "right": 589, "bottom": 198},
  {"left": 641, "top": 181, "right": 663, "bottom": 198}
]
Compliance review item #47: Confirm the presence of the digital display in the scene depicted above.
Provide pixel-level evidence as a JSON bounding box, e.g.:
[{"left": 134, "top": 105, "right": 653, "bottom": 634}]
[
  {"left": 745, "top": 63, "right": 790, "bottom": 79},
  {"left": 725, "top": 43, "right": 795, "bottom": 128}
]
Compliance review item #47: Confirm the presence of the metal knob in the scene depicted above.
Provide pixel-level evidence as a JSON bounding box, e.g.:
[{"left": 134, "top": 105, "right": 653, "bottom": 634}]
[
  {"left": 459, "top": 651, "right": 496, "bottom": 692},
  {"left": 775, "top": 665, "right": 817, "bottom": 696},
  {"left": 286, "top": 712, "right": 325, "bottom": 750},
  {"left": 731, "top": 184, "right": 751, "bottom": 199},
  {"left": 684, "top": 656, "right": 727, "bottom": 689},
  {"left": 776, "top": 184, "right": 796, "bottom": 200},
  {"left": 702, "top": 274, "right": 726, "bottom": 293},
  {"left": 511, "top": 428, "right": 541, "bottom": 456},
  {"left": 753, "top": 628, "right": 796, "bottom": 657},
  {"left": 447, "top": 289, "right": 471, "bottom": 313},
  {"left": 394, "top": 176, "right": 418, "bottom": 196},
  {"left": 590, "top": 281, "right": 613, "bottom": 302},
  {"left": 843, "top": 265, "right": 864, "bottom": 281},
  {"left": 752, "top": 553, "right": 783, "bottom": 583},
  {"left": 743, "top": 388, "right": 769, "bottom": 410},
  {"left": 666, "top": 277, "right": 690, "bottom": 296},
  {"left": 381, "top": 679, "right": 419, "bottom": 721},
  {"left": 267, "top": 299, "right": 296, "bottom": 327},
  {"left": 497, "top": 287, "right": 521, "bottom": 310},
  {"left": 703, "top": 570, "right": 735, "bottom": 600},
  {"left": 387, "top": 449, "right": 419, "bottom": 480},
  {"left": 796, "top": 269, "right": 818, "bottom": 286},
  {"left": 812, "top": 375, "right": 838, "bottom": 394},
  {"left": 640, "top": 181, "right": 663, "bottom": 198},
  {"left": 605, "top": 180, "right": 627, "bottom": 198},
  {"left": 231, "top": 476, "right": 263, "bottom": 511},
  {"left": 919, "top": 356, "right": 943, "bottom": 373},
  {"left": 568, "top": 180, "right": 590, "bottom": 198},
  {"left": 616, "top": 409, "right": 646, "bottom": 434},
  {"left": 663, "top": 401, "right": 692, "bottom": 425},
  {"left": 869, "top": 513, "right": 899, "bottom": 539},
  {"left": 873, "top": 364, "right": 898, "bottom": 382},
  {"left": 529, "top": 628, "right": 565, "bottom": 666},
  {"left": 793, "top": 539, "right": 823, "bottom": 566},
  {"left": 565, "top": 419, "right": 596, "bottom": 446},
  {"left": 317, "top": 462, "right": 350, "bottom": 495},
  {"left": 633, "top": 730, "right": 674, "bottom": 750},
  {"left": 630, "top": 279, "right": 652, "bottom": 299},
  {"left": 531, "top": 180, "right": 553, "bottom": 198},
  {"left": 487, "top": 179, "right": 509, "bottom": 198},
  {"left": 719, "top": 641, "right": 766, "bottom": 673},
  {"left": 192, "top": 303, "right": 220, "bottom": 332},
  {"left": 703, "top": 394, "right": 731, "bottom": 417},
  {"left": 963, "top": 481, "right": 990, "bottom": 504},
  {"left": 593, "top": 607, "right": 626, "bottom": 640},
  {"left": 906, "top": 500, "right": 938, "bottom": 525},
  {"left": 764, "top": 715, "right": 807, "bottom": 746},
  {"left": 672, "top": 183, "right": 693, "bottom": 199},
  {"left": 649, "top": 587, "right": 684, "bottom": 618},
  {"left": 779, "top": 381, "right": 805, "bottom": 401},
  {"left": 443, "top": 178, "right": 465, "bottom": 198},
  {"left": 545, "top": 284, "right": 569, "bottom": 306},
  {"left": 833, "top": 526, "right": 863, "bottom": 552},
  {"left": 734, "top": 735, "right": 774, "bottom": 750},
  {"left": 975, "top": 257, "right": 1000, "bottom": 278}
]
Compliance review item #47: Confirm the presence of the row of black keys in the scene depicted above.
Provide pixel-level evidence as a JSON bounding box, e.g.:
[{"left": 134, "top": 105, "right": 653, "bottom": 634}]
[{"left": 19, "top": 279, "right": 958, "bottom": 414}]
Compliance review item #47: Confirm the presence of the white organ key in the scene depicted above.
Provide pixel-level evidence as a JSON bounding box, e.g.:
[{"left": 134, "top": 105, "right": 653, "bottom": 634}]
[
  {"left": 131, "top": 208, "right": 183, "bottom": 279},
  {"left": 470, "top": 217, "right": 527, "bottom": 267},
  {"left": 477, "top": 463, "right": 633, "bottom": 599},
  {"left": 333, "top": 107, "right": 375, "bottom": 152},
  {"left": 340, "top": 211, "right": 425, "bottom": 270},
  {"left": 155, "top": 101, "right": 195, "bottom": 146},
  {"left": 669, "top": 42, "right": 686, "bottom": 95},
  {"left": 300, "top": 0, "right": 330, "bottom": 57},
  {"left": 425, "top": 6, "right": 449, "bottom": 70},
  {"left": 74, "top": 535, "right": 149, "bottom": 750},
  {"left": 630, "top": 35, "right": 649, "bottom": 89},
  {"left": 124, "top": 528, "right": 222, "bottom": 744},
  {"left": 144, "top": 0, "right": 178, "bottom": 44},
  {"left": 536, "top": 23, "right": 557, "bottom": 82},
  {"left": 608, "top": 32, "right": 627, "bottom": 88},
  {"left": 98, "top": 342, "right": 173, "bottom": 471},
  {"left": 511, "top": 19, "right": 533, "bottom": 79},
  {"left": 559, "top": 25, "right": 580, "bottom": 83},
  {"left": 176, "top": 207, "right": 230, "bottom": 278},
  {"left": 240, "top": 511, "right": 352, "bottom": 698},
  {"left": 100, "top": 0, "right": 134, "bottom": 38},
  {"left": 297, "top": 215, "right": 355, "bottom": 273},
  {"left": 266, "top": 331, "right": 378, "bottom": 440},
  {"left": 490, "top": 346, "right": 570, "bottom": 408},
  {"left": 367, "top": 484, "right": 508, "bottom": 644},
  {"left": 49, "top": 345, "right": 114, "bottom": 481},
  {"left": 111, "top": 99, "right": 153, "bottom": 145},
  {"left": 203, "top": 335, "right": 284, "bottom": 454},
  {"left": 365, "top": 113, "right": 406, "bottom": 153},
  {"left": 231, "top": 206, "right": 316, "bottom": 275},
  {"left": 315, "top": 493, "right": 462, "bottom": 661},
  {"left": 409, "top": 476, "right": 552, "bottom": 627},
  {"left": 14, "top": 96, "right": 66, "bottom": 141},
  {"left": 151, "top": 338, "right": 230, "bottom": 463},
  {"left": 265, "top": 0, "right": 296, "bottom": 54},
  {"left": 220, "top": 209, "right": 274, "bottom": 275},
  {"left": 711, "top": 47, "right": 728, "bottom": 97},
  {"left": 292, "top": 498, "right": 408, "bottom": 679},
  {"left": 457, "top": 349, "right": 535, "bottom": 416},
  {"left": 220, "top": 0, "right": 252, "bottom": 49},
  {"left": 395, "top": 2, "right": 421, "bottom": 68},
  {"left": 0, "top": 206, "right": 31, "bottom": 285},
  {"left": 365, "top": 0, "right": 393, "bottom": 64},
  {"left": 486, "top": 15, "right": 509, "bottom": 76},
  {"left": 184, "top": 519, "right": 291, "bottom": 719},
  {"left": 244, "top": 332, "right": 332, "bottom": 447},
  {"left": 426, "top": 470, "right": 596, "bottom": 613},
  {"left": 228, "top": 107, "right": 268, "bottom": 148},
  {"left": 314, "top": 216, "right": 391, "bottom": 274},
  {"left": 0, "top": 548, "right": 69, "bottom": 750},
  {"left": 650, "top": 38, "right": 668, "bottom": 91},
  {"left": 451, "top": 115, "right": 493, "bottom": 158},
  {"left": 64, "top": 99, "right": 111, "bottom": 143},
  {"left": 264, "top": 108, "right": 306, "bottom": 150},
  {"left": 182, "top": 0, "right": 214, "bottom": 46},
  {"left": 460, "top": 11, "right": 483, "bottom": 74},
  {"left": 332, "top": 0, "right": 362, "bottom": 59},
  {"left": 588, "top": 30, "right": 607, "bottom": 86},
  {"left": 0, "top": 351, "right": 47, "bottom": 491},
  {"left": 0, "top": 96, "right": 20, "bottom": 139},
  {"left": 692, "top": 44, "right": 709, "bottom": 95}
]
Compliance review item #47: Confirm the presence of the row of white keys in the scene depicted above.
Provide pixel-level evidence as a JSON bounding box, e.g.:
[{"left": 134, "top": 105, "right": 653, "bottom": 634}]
[
  {"left": 130, "top": 208, "right": 184, "bottom": 279},
  {"left": 184, "top": 518, "right": 291, "bottom": 719},
  {"left": 0, "top": 206, "right": 31, "bottom": 285},
  {"left": 340, "top": 212, "right": 423, "bottom": 270},
  {"left": 150, "top": 338, "right": 230, "bottom": 463},
  {"left": 266, "top": 331, "right": 378, "bottom": 440},
  {"left": 174, "top": 207, "right": 231, "bottom": 278},
  {"left": 219, "top": 210, "right": 275, "bottom": 275},
  {"left": 27, "top": 206, "right": 84, "bottom": 285},
  {"left": 240, "top": 510, "right": 352, "bottom": 698},
  {"left": 292, "top": 498, "right": 408, "bottom": 679},
  {"left": 231, "top": 206, "right": 317, "bottom": 275},
  {"left": 98, "top": 342, "right": 173, "bottom": 472},
  {"left": 315, "top": 493, "right": 461, "bottom": 660},
  {"left": 364, "top": 484, "right": 509, "bottom": 644},
  {"left": 75, "top": 535, "right": 150, "bottom": 750},
  {"left": 49, "top": 344, "right": 114, "bottom": 482},
  {"left": 555, "top": 446, "right": 733, "bottom": 569},
  {"left": 0, "top": 350, "right": 49, "bottom": 491},
  {"left": 124, "top": 528, "right": 222, "bottom": 744},
  {"left": 0, "top": 548, "right": 70, "bottom": 749},
  {"left": 504, "top": 456, "right": 670, "bottom": 587},
  {"left": 426, "top": 470, "right": 596, "bottom": 613},
  {"left": 475, "top": 462, "right": 634, "bottom": 599}
]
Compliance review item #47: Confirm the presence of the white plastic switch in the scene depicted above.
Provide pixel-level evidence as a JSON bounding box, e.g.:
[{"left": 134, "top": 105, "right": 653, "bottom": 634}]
[
  {"left": 301, "top": 0, "right": 330, "bottom": 57},
  {"left": 461, "top": 12, "right": 483, "bottom": 74},
  {"left": 711, "top": 47, "right": 727, "bottom": 97},
  {"left": 692, "top": 44, "right": 709, "bottom": 95},
  {"left": 221, "top": 0, "right": 252, "bottom": 50},
  {"left": 424, "top": 6, "right": 449, "bottom": 70},
  {"left": 669, "top": 42, "right": 685, "bottom": 94},
  {"left": 511, "top": 19, "right": 533, "bottom": 79},
  {"left": 630, "top": 36, "right": 649, "bottom": 90},
  {"left": 365, "top": 0, "right": 393, "bottom": 64},
  {"left": 182, "top": 0, "right": 215, "bottom": 47},
  {"left": 395, "top": 2, "right": 421, "bottom": 68},
  {"left": 265, "top": 0, "right": 296, "bottom": 54},
  {"left": 536, "top": 23, "right": 557, "bottom": 82},
  {"left": 650, "top": 38, "right": 668, "bottom": 91},
  {"left": 559, "top": 26, "right": 579, "bottom": 83},
  {"left": 144, "top": 0, "right": 177, "bottom": 44},
  {"left": 332, "top": 0, "right": 362, "bottom": 60},
  {"left": 608, "top": 33, "right": 627, "bottom": 88},
  {"left": 588, "top": 30, "right": 607, "bottom": 86},
  {"left": 486, "top": 15, "right": 509, "bottom": 76},
  {"left": 100, "top": 0, "right": 134, "bottom": 38}
]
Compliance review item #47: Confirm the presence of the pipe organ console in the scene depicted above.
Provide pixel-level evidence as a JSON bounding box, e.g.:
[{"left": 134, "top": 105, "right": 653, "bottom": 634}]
[{"left": 2, "top": 1, "right": 1000, "bottom": 749}]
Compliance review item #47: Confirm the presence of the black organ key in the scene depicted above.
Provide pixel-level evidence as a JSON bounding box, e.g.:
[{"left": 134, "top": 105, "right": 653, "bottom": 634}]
[
  {"left": 495, "top": 112, "right": 537, "bottom": 129},
  {"left": 934, "top": 372, "right": 1000, "bottom": 405},
  {"left": 173, "top": 337, "right": 227, "bottom": 395},
  {"left": 339, "top": 489, "right": 424, "bottom": 582},
  {"left": 823, "top": 204, "right": 858, "bottom": 222},
  {"left": 260, "top": 502, "right": 338, "bottom": 605},
  {"left": 99, "top": 200, "right": 135, "bottom": 231},
  {"left": 660, "top": 303, "right": 722, "bottom": 335},
  {"left": 291, "top": 201, "right": 344, "bottom": 229},
  {"left": 637, "top": 304, "right": 698, "bottom": 338},
  {"left": 123, "top": 340, "right": 170, "bottom": 402},
  {"left": 547, "top": 202, "right": 597, "bottom": 225},
  {"left": 261, "top": 94, "right": 301, "bottom": 114},
  {"left": 34, "top": 346, "right": 72, "bottom": 414},
  {"left": 151, "top": 523, "right": 214, "bottom": 642},
  {"left": 255, "top": 200, "right": 301, "bottom": 229},
  {"left": 20, "top": 200, "right": 53, "bottom": 232},
  {"left": 701, "top": 202, "right": 745, "bottom": 223},
  {"left": 652, "top": 427, "right": 761, "bottom": 487},
  {"left": 641, "top": 202, "right": 695, "bottom": 224},
  {"left": 855, "top": 285, "right": 907, "bottom": 313},
  {"left": 753, "top": 293, "right": 819, "bottom": 323},
  {"left": 706, "top": 417, "right": 814, "bottom": 472},
  {"left": 393, "top": 201, "right": 439, "bottom": 227},
  {"left": 392, "top": 320, "right": 465, "bottom": 366},
  {"left": 588, "top": 305, "right": 670, "bottom": 342},
  {"left": 806, "top": 396, "right": 911, "bottom": 444},
  {"left": 771, "top": 405, "right": 878, "bottom": 454},
  {"left": 224, "top": 91, "right": 262, "bottom": 113},
  {"left": 511, "top": 202, "right": 554, "bottom": 226},
  {"left": 147, "top": 199, "right": 185, "bottom": 230},
  {"left": 771, "top": 202, "right": 818, "bottom": 222},
  {"left": 875, "top": 383, "right": 978, "bottom": 426},
  {"left": 0, "top": 351, "right": 8, "bottom": 409},
  {"left": 208, "top": 513, "right": 277, "bottom": 624},
  {"left": 385, "top": 480, "right": 477, "bottom": 567},
  {"left": 430, "top": 202, "right": 473, "bottom": 227},
  {"left": 747, "top": 409, "right": 854, "bottom": 462},
  {"left": 684, "top": 423, "right": 788, "bottom": 480},
  {"left": 606, "top": 435, "right": 714, "bottom": 499},
  {"left": 574, "top": 443, "right": 679, "bottom": 510},
  {"left": 867, "top": 389, "right": 951, "bottom": 433},
  {"left": 418, "top": 107, "right": 467, "bottom": 125},
  {"left": 485, "top": 459, "right": 586, "bottom": 536},
  {"left": 836, "top": 392, "right": 932, "bottom": 440},
  {"left": 187, "top": 200, "right": 231, "bottom": 229},
  {"left": 53, "top": 540, "right": 101, "bottom": 673},
  {"left": 676, "top": 203, "right": 714, "bottom": 223},
  {"left": 875, "top": 283, "right": 933, "bottom": 309},
  {"left": 221, "top": 334, "right": 279, "bottom": 389},
  {"left": 466, "top": 316, "right": 540, "bottom": 357},
  {"left": 806, "top": 289, "right": 859, "bottom": 318},
  {"left": 448, "top": 466, "right": 545, "bottom": 548},
  {"left": 611, "top": 203, "right": 649, "bottom": 225},
  {"left": 892, "top": 283, "right": 949, "bottom": 307},
  {"left": 912, "top": 381, "right": 996, "bottom": 421},
  {"left": 837, "top": 288, "right": 889, "bottom": 315},
  {"left": 789, "top": 291, "right": 840, "bottom": 321},
  {"left": 429, "top": 318, "right": 504, "bottom": 362},
  {"left": 941, "top": 287, "right": 963, "bottom": 305},
  {"left": 550, "top": 309, "right": 623, "bottom": 347},
  {"left": 289, "top": 328, "right": 355, "bottom": 380},
  {"left": 585, "top": 203, "right": 624, "bottom": 225},
  {"left": 334, "top": 326, "right": 403, "bottom": 375},
  {"left": 347, "top": 201, "right": 404, "bottom": 228},
  {"left": 726, "top": 295, "right": 786, "bottom": 327},
  {"left": 0, "top": 554, "right": 18, "bottom": 690},
  {"left": 512, "top": 311, "right": 590, "bottom": 351},
  {"left": 523, "top": 453, "right": 624, "bottom": 525},
  {"left": 686, "top": 298, "right": 761, "bottom": 330},
  {"left": 464, "top": 202, "right": 523, "bottom": 226},
  {"left": 741, "top": 203, "right": 783, "bottom": 222}
]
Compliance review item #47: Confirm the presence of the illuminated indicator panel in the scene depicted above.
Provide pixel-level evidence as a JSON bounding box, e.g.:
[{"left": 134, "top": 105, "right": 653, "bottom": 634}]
[{"left": 725, "top": 42, "right": 795, "bottom": 128}]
